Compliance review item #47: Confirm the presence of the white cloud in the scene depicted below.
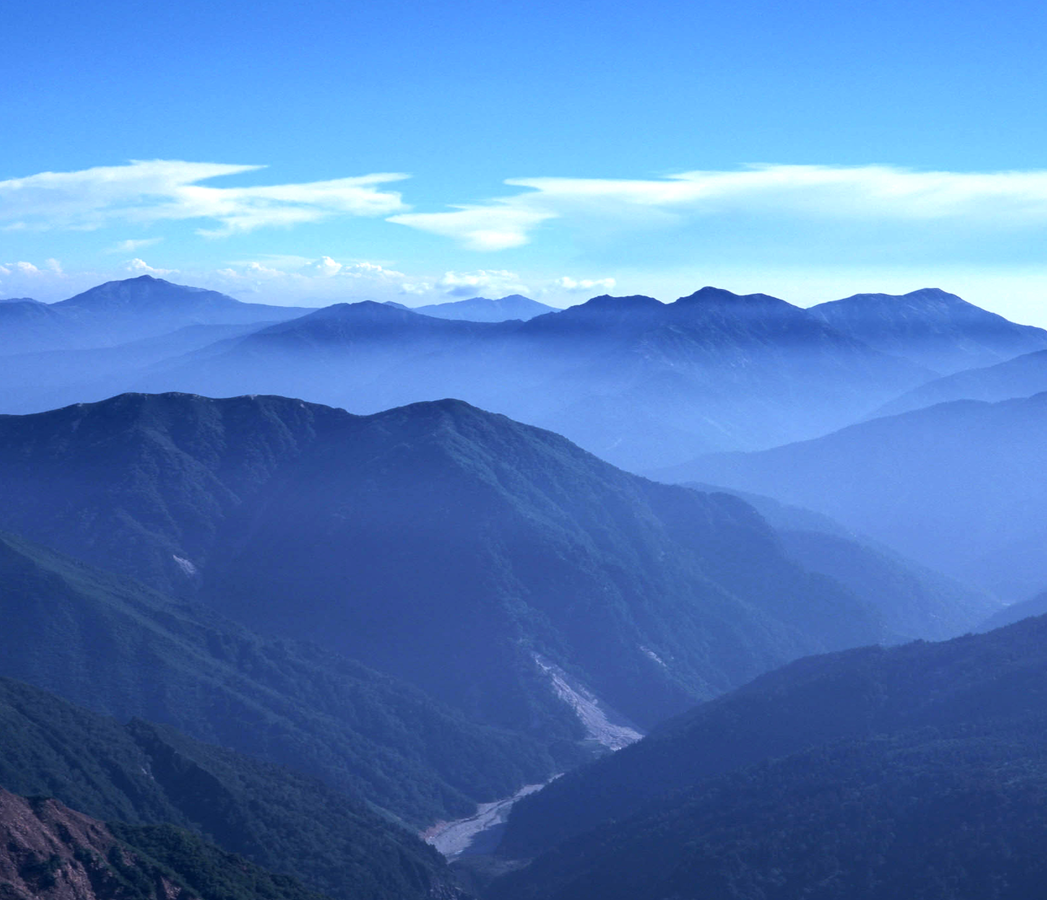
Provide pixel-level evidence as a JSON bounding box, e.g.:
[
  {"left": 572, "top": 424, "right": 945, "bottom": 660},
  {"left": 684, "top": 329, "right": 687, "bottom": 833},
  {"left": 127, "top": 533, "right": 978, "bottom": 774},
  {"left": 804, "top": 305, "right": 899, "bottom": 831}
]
[
  {"left": 338, "top": 261, "right": 407, "bottom": 281},
  {"left": 389, "top": 205, "right": 554, "bottom": 250},
  {"left": 202, "top": 256, "right": 419, "bottom": 304},
  {"left": 437, "top": 269, "right": 530, "bottom": 297},
  {"left": 15, "top": 261, "right": 40, "bottom": 275},
  {"left": 389, "top": 164, "right": 1047, "bottom": 250},
  {"left": 554, "top": 276, "right": 616, "bottom": 292},
  {"left": 298, "top": 256, "right": 344, "bottom": 277},
  {"left": 124, "top": 258, "right": 176, "bottom": 276},
  {"left": 399, "top": 281, "right": 433, "bottom": 295},
  {"left": 109, "top": 237, "right": 164, "bottom": 253},
  {"left": 0, "top": 160, "right": 409, "bottom": 236}
]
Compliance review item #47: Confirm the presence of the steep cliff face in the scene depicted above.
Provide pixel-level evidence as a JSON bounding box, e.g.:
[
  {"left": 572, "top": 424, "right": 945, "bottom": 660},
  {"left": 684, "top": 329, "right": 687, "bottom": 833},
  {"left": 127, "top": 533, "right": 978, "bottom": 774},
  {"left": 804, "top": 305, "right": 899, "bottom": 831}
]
[
  {"left": 0, "top": 788, "right": 332, "bottom": 900},
  {"left": 0, "top": 789, "right": 176, "bottom": 900}
]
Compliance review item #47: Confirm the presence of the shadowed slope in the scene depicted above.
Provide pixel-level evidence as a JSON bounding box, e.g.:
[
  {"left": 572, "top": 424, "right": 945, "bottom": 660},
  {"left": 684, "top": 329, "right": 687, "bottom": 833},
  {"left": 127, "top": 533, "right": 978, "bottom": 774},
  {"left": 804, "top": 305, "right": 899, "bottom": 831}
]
[
  {"left": 0, "top": 392, "right": 886, "bottom": 741},
  {"left": 497, "top": 613, "right": 1047, "bottom": 893}
]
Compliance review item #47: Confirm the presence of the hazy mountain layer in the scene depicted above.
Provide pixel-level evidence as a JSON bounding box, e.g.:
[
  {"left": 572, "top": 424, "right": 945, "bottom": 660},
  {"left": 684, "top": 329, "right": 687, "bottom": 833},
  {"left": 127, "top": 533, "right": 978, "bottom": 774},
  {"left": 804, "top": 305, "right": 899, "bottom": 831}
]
[
  {"left": 0, "top": 276, "right": 304, "bottom": 357},
  {"left": 500, "top": 612, "right": 1047, "bottom": 870},
  {"left": 0, "top": 529, "right": 556, "bottom": 826},
  {"left": 130, "top": 286, "right": 932, "bottom": 470},
  {"left": 0, "top": 679, "right": 462, "bottom": 900},
  {"left": 394, "top": 294, "right": 556, "bottom": 322},
  {"left": 875, "top": 347, "right": 1047, "bottom": 417},
  {"left": 809, "top": 287, "right": 1047, "bottom": 375},
  {"left": 980, "top": 587, "right": 1047, "bottom": 631},
  {"left": 0, "top": 323, "right": 266, "bottom": 415},
  {"left": 685, "top": 483, "right": 1000, "bottom": 641},
  {"left": 664, "top": 393, "right": 1047, "bottom": 600},
  {"left": 0, "top": 392, "right": 888, "bottom": 740}
]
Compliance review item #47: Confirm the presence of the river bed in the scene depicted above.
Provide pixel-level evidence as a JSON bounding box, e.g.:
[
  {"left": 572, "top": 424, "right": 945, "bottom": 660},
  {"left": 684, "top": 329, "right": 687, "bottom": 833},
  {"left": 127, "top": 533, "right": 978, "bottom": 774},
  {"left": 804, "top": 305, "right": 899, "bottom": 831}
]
[{"left": 422, "top": 781, "right": 549, "bottom": 859}]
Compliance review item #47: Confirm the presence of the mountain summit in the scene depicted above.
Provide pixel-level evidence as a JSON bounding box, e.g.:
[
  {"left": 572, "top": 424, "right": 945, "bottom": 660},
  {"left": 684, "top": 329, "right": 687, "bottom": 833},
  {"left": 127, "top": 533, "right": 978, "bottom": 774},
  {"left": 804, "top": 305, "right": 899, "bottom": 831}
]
[
  {"left": 0, "top": 276, "right": 306, "bottom": 357},
  {"left": 809, "top": 287, "right": 1047, "bottom": 374}
]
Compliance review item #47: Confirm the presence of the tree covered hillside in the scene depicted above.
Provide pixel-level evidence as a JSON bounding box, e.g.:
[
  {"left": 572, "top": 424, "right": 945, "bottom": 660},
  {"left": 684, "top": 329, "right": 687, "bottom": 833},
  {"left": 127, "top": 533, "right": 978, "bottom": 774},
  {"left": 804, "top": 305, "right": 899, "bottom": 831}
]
[{"left": 0, "top": 393, "right": 889, "bottom": 742}]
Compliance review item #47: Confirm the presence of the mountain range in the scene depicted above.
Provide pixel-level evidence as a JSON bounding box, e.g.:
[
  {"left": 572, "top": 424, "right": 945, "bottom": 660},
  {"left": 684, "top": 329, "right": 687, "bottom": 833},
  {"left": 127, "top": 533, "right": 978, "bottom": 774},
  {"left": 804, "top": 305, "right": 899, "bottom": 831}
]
[
  {"left": 0, "top": 277, "right": 306, "bottom": 357},
  {"left": 7, "top": 279, "right": 1047, "bottom": 472},
  {"left": 808, "top": 287, "right": 1047, "bottom": 375},
  {"left": 130, "top": 286, "right": 933, "bottom": 470},
  {"left": 6, "top": 276, "right": 1047, "bottom": 898},
  {"left": 386, "top": 294, "right": 556, "bottom": 321},
  {"left": 0, "top": 391, "right": 903, "bottom": 742},
  {"left": 665, "top": 392, "right": 1047, "bottom": 600}
]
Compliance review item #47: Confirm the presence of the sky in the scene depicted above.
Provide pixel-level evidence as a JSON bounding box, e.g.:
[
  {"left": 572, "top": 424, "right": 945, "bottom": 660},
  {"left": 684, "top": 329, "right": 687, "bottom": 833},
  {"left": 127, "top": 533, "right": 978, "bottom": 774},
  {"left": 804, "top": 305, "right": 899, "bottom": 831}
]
[{"left": 4, "top": 0, "right": 1047, "bottom": 322}]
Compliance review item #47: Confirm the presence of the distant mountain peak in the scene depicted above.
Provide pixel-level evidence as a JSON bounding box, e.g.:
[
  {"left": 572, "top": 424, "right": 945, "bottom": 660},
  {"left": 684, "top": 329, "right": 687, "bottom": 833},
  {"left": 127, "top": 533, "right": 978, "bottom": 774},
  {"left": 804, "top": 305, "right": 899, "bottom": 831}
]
[
  {"left": 55, "top": 275, "right": 232, "bottom": 310},
  {"left": 406, "top": 293, "right": 555, "bottom": 322},
  {"left": 809, "top": 288, "right": 1047, "bottom": 375},
  {"left": 573, "top": 294, "right": 663, "bottom": 312},
  {"left": 826, "top": 287, "right": 972, "bottom": 310},
  {"left": 675, "top": 286, "right": 791, "bottom": 307}
]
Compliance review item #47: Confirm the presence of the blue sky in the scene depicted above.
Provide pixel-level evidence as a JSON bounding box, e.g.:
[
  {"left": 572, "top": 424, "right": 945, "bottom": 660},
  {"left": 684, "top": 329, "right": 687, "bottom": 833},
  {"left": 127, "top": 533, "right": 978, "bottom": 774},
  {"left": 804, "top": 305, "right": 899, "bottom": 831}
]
[{"left": 5, "top": 0, "right": 1047, "bottom": 321}]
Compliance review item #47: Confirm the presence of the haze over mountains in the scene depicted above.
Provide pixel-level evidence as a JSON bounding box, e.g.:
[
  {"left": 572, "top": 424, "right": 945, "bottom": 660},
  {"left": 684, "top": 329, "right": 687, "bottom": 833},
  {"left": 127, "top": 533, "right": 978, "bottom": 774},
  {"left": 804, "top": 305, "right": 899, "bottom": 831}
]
[
  {"left": 385, "top": 294, "right": 556, "bottom": 321},
  {"left": 876, "top": 347, "right": 1047, "bottom": 416},
  {"left": 0, "top": 277, "right": 305, "bottom": 355},
  {"left": 0, "top": 391, "right": 910, "bottom": 740},
  {"left": 10, "top": 277, "right": 1047, "bottom": 472},
  {"left": 6, "top": 274, "right": 1047, "bottom": 897},
  {"left": 808, "top": 287, "right": 1047, "bottom": 375},
  {"left": 670, "top": 392, "right": 1047, "bottom": 601}
]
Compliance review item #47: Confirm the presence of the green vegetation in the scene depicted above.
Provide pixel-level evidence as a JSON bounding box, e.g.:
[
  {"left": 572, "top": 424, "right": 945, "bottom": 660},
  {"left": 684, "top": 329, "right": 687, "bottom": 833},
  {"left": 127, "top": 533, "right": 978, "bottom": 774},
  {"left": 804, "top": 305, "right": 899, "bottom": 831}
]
[
  {"left": 110, "top": 824, "right": 347, "bottom": 900},
  {"left": 0, "top": 677, "right": 460, "bottom": 900},
  {"left": 0, "top": 528, "right": 557, "bottom": 826},
  {"left": 503, "top": 612, "right": 1047, "bottom": 854},
  {"left": 492, "top": 721, "right": 1047, "bottom": 900},
  {"left": 0, "top": 392, "right": 889, "bottom": 743},
  {"left": 1, "top": 787, "right": 337, "bottom": 900}
]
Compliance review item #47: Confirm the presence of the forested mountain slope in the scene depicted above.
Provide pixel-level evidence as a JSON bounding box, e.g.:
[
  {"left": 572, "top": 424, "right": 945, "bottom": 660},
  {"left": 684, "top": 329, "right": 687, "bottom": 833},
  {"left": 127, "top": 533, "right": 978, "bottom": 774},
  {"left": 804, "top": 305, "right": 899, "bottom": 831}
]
[
  {"left": 0, "top": 530, "right": 555, "bottom": 826},
  {"left": 0, "top": 680, "right": 462, "bottom": 900},
  {"left": 499, "top": 613, "right": 1047, "bottom": 888},
  {"left": 0, "top": 392, "right": 888, "bottom": 742}
]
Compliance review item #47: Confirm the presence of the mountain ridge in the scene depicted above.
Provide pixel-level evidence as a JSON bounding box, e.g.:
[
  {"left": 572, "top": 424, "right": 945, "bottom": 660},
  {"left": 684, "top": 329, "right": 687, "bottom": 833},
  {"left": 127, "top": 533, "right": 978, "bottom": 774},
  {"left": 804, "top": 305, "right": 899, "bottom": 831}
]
[
  {"left": 809, "top": 287, "right": 1047, "bottom": 375},
  {"left": 0, "top": 391, "right": 893, "bottom": 743}
]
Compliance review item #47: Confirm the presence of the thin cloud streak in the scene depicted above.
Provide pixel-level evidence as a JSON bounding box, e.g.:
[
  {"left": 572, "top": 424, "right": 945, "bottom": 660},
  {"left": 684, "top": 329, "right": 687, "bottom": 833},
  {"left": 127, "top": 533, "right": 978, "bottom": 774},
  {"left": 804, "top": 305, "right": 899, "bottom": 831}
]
[
  {"left": 0, "top": 160, "right": 409, "bottom": 235},
  {"left": 390, "top": 164, "right": 1047, "bottom": 249}
]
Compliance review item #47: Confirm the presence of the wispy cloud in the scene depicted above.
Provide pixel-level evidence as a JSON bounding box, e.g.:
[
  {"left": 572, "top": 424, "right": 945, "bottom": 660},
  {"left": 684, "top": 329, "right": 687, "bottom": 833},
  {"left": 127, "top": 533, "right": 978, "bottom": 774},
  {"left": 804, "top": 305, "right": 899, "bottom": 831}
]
[
  {"left": 0, "top": 160, "right": 409, "bottom": 236},
  {"left": 109, "top": 237, "right": 164, "bottom": 253},
  {"left": 389, "top": 164, "right": 1047, "bottom": 250},
  {"left": 389, "top": 206, "right": 554, "bottom": 250},
  {"left": 124, "top": 258, "right": 176, "bottom": 276},
  {"left": 554, "top": 276, "right": 616, "bottom": 292}
]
